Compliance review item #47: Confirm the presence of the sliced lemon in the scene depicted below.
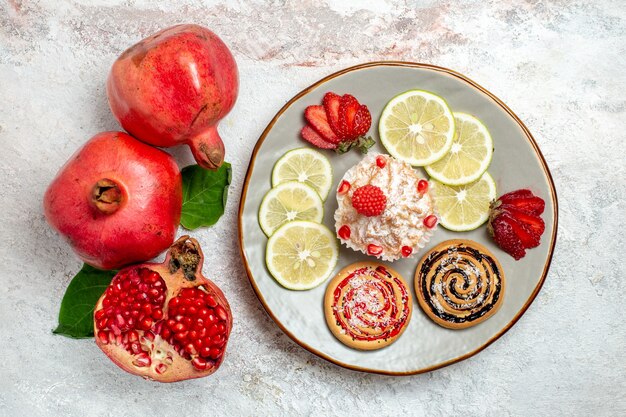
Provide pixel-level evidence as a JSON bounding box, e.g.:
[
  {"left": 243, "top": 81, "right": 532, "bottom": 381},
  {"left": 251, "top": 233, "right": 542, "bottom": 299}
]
[
  {"left": 379, "top": 90, "right": 455, "bottom": 166},
  {"left": 266, "top": 220, "right": 338, "bottom": 290},
  {"left": 430, "top": 172, "right": 497, "bottom": 231},
  {"left": 258, "top": 181, "right": 323, "bottom": 237},
  {"left": 425, "top": 112, "right": 493, "bottom": 185},
  {"left": 271, "top": 148, "right": 333, "bottom": 201}
]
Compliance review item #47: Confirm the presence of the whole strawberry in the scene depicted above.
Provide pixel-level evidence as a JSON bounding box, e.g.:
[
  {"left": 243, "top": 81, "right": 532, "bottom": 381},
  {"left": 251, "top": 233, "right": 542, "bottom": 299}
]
[
  {"left": 301, "top": 92, "right": 375, "bottom": 154},
  {"left": 487, "top": 189, "right": 545, "bottom": 260}
]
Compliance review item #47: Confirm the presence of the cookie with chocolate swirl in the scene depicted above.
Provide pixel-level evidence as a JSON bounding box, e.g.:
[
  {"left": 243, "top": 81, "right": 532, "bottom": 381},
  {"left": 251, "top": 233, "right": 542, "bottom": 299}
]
[{"left": 415, "top": 240, "right": 505, "bottom": 329}]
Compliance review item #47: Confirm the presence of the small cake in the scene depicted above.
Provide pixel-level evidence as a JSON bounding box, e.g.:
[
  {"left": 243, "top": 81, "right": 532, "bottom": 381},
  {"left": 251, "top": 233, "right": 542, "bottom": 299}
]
[
  {"left": 414, "top": 239, "right": 505, "bottom": 329},
  {"left": 324, "top": 262, "right": 412, "bottom": 350},
  {"left": 334, "top": 153, "right": 437, "bottom": 261}
]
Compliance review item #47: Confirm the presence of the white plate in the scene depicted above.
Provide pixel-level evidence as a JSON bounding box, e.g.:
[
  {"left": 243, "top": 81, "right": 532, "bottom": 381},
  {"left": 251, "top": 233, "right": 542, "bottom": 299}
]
[{"left": 238, "top": 62, "right": 558, "bottom": 375}]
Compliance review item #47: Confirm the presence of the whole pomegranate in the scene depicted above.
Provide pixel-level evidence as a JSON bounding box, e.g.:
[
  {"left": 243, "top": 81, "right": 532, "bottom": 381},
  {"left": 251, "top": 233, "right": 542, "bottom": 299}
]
[
  {"left": 107, "top": 24, "right": 239, "bottom": 170},
  {"left": 94, "top": 236, "right": 232, "bottom": 382},
  {"left": 44, "top": 131, "right": 182, "bottom": 270}
]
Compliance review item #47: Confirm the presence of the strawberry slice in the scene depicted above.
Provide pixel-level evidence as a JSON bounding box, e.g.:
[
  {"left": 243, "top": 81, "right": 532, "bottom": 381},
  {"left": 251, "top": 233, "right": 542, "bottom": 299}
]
[
  {"left": 305, "top": 105, "right": 340, "bottom": 144},
  {"left": 490, "top": 216, "right": 526, "bottom": 260},
  {"left": 338, "top": 94, "right": 360, "bottom": 139},
  {"left": 301, "top": 125, "right": 336, "bottom": 149},
  {"left": 499, "top": 189, "right": 533, "bottom": 202},
  {"left": 502, "top": 213, "right": 541, "bottom": 248},
  {"left": 506, "top": 208, "right": 545, "bottom": 238},
  {"left": 322, "top": 92, "right": 342, "bottom": 137},
  {"left": 353, "top": 105, "right": 372, "bottom": 137},
  {"left": 501, "top": 196, "right": 545, "bottom": 216}
]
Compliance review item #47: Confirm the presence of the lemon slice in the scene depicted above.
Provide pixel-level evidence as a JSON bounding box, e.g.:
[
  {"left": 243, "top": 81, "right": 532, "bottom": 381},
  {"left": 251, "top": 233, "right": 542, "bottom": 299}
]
[
  {"left": 425, "top": 113, "right": 493, "bottom": 185},
  {"left": 266, "top": 221, "right": 338, "bottom": 290},
  {"left": 430, "top": 172, "right": 497, "bottom": 231},
  {"left": 271, "top": 148, "right": 333, "bottom": 201},
  {"left": 379, "top": 90, "right": 455, "bottom": 166},
  {"left": 258, "top": 182, "right": 323, "bottom": 237}
]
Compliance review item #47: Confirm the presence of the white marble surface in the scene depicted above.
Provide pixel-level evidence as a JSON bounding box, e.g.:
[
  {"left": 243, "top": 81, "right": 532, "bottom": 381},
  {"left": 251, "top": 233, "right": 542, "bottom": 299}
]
[{"left": 1, "top": 1, "right": 625, "bottom": 416}]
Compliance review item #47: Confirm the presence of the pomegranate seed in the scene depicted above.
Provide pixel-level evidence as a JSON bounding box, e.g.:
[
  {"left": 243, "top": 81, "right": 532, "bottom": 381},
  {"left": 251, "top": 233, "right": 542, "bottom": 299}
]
[
  {"left": 187, "top": 306, "right": 198, "bottom": 316},
  {"left": 97, "top": 318, "right": 108, "bottom": 329},
  {"left": 401, "top": 246, "right": 413, "bottom": 257},
  {"left": 127, "top": 330, "right": 139, "bottom": 342},
  {"left": 143, "top": 331, "right": 155, "bottom": 342},
  {"left": 216, "top": 323, "right": 226, "bottom": 334},
  {"left": 115, "top": 314, "right": 125, "bottom": 328},
  {"left": 205, "top": 295, "right": 218, "bottom": 308},
  {"left": 198, "top": 308, "right": 210, "bottom": 318},
  {"left": 139, "top": 317, "right": 153, "bottom": 330},
  {"left": 181, "top": 288, "right": 195, "bottom": 299},
  {"left": 142, "top": 304, "right": 152, "bottom": 315},
  {"left": 206, "top": 314, "right": 217, "bottom": 324},
  {"left": 417, "top": 179, "right": 429, "bottom": 194},
  {"left": 174, "top": 331, "right": 188, "bottom": 341},
  {"left": 185, "top": 343, "right": 196, "bottom": 355},
  {"left": 423, "top": 215, "right": 438, "bottom": 228},
  {"left": 208, "top": 348, "right": 222, "bottom": 359},
  {"left": 148, "top": 288, "right": 160, "bottom": 299},
  {"left": 138, "top": 283, "right": 148, "bottom": 293},
  {"left": 215, "top": 306, "right": 228, "bottom": 321},
  {"left": 183, "top": 317, "right": 193, "bottom": 327},
  {"left": 95, "top": 309, "right": 106, "bottom": 320},
  {"left": 208, "top": 324, "right": 219, "bottom": 336},
  {"left": 194, "top": 299, "right": 204, "bottom": 308},
  {"left": 97, "top": 330, "right": 109, "bottom": 344},
  {"left": 202, "top": 337, "right": 212, "bottom": 347},
  {"left": 172, "top": 322, "right": 186, "bottom": 333},
  {"left": 169, "top": 297, "right": 180, "bottom": 308},
  {"left": 211, "top": 335, "right": 225, "bottom": 346},
  {"left": 192, "top": 357, "right": 208, "bottom": 370},
  {"left": 338, "top": 180, "right": 351, "bottom": 195},
  {"left": 193, "top": 319, "right": 205, "bottom": 330},
  {"left": 132, "top": 353, "right": 151, "bottom": 367},
  {"left": 146, "top": 271, "right": 160, "bottom": 283},
  {"left": 338, "top": 225, "right": 351, "bottom": 240},
  {"left": 155, "top": 363, "right": 168, "bottom": 374},
  {"left": 151, "top": 308, "right": 163, "bottom": 320},
  {"left": 110, "top": 324, "right": 121, "bottom": 336},
  {"left": 188, "top": 330, "right": 198, "bottom": 340},
  {"left": 179, "top": 306, "right": 187, "bottom": 314},
  {"left": 367, "top": 244, "right": 383, "bottom": 256},
  {"left": 193, "top": 338, "right": 204, "bottom": 349},
  {"left": 199, "top": 346, "right": 211, "bottom": 357},
  {"left": 122, "top": 280, "right": 131, "bottom": 290},
  {"left": 130, "top": 342, "right": 142, "bottom": 354},
  {"left": 375, "top": 155, "right": 387, "bottom": 168},
  {"left": 161, "top": 328, "right": 171, "bottom": 339},
  {"left": 126, "top": 317, "right": 135, "bottom": 328},
  {"left": 198, "top": 327, "right": 208, "bottom": 338}
]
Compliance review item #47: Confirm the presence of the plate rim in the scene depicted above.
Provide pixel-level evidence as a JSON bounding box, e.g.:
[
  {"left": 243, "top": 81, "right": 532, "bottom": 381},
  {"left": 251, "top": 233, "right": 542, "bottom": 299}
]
[{"left": 237, "top": 61, "right": 559, "bottom": 376}]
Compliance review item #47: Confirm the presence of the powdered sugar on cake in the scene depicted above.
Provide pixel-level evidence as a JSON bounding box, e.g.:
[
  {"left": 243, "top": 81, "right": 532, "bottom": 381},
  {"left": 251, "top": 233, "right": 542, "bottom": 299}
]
[{"left": 334, "top": 153, "right": 436, "bottom": 261}]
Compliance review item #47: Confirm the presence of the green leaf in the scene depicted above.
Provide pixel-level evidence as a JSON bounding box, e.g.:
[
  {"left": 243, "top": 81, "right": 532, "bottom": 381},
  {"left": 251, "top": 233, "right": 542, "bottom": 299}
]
[
  {"left": 181, "top": 162, "right": 231, "bottom": 230},
  {"left": 53, "top": 264, "right": 117, "bottom": 339}
]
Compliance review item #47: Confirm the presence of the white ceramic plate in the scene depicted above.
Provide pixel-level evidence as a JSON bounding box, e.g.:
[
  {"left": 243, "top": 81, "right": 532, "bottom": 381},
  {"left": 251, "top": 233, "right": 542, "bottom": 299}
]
[{"left": 238, "top": 62, "right": 558, "bottom": 375}]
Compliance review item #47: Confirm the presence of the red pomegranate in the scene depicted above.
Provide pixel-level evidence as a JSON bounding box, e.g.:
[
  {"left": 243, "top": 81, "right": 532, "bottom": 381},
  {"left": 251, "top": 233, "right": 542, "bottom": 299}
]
[
  {"left": 43, "top": 131, "right": 182, "bottom": 270},
  {"left": 107, "top": 24, "right": 239, "bottom": 170},
  {"left": 94, "top": 236, "right": 232, "bottom": 382}
]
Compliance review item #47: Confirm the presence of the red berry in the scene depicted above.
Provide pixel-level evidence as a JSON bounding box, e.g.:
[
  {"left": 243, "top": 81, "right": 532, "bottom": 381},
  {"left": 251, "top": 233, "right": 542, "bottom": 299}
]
[
  {"left": 301, "top": 125, "right": 336, "bottom": 150},
  {"left": 353, "top": 105, "right": 372, "bottom": 137},
  {"left": 423, "top": 215, "right": 437, "bottom": 228},
  {"left": 487, "top": 188, "right": 546, "bottom": 260},
  {"left": 338, "top": 225, "right": 351, "bottom": 240},
  {"left": 367, "top": 244, "right": 383, "bottom": 256},
  {"left": 323, "top": 92, "right": 342, "bottom": 137},
  {"left": 401, "top": 246, "right": 413, "bottom": 257},
  {"left": 417, "top": 179, "right": 429, "bottom": 194},
  {"left": 305, "top": 105, "right": 340, "bottom": 144},
  {"left": 351, "top": 185, "right": 387, "bottom": 217},
  {"left": 337, "top": 180, "right": 351, "bottom": 195},
  {"left": 375, "top": 155, "right": 387, "bottom": 168}
]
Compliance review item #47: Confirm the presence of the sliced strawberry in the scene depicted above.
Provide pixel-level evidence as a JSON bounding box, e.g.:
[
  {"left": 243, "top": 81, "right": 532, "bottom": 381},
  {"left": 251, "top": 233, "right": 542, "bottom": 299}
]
[
  {"left": 301, "top": 125, "right": 336, "bottom": 150},
  {"left": 502, "top": 213, "right": 541, "bottom": 248},
  {"left": 501, "top": 196, "right": 545, "bottom": 216},
  {"left": 322, "top": 92, "right": 342, "bottom": 137},
  {"left": 489, "top": 216, "right": 526, "bottom": 260},
  {"left": 499, "top": 189, "right": 533, "bottom": 202},
  {"left": 353, "top": 105, "right": 372, "bottom": 137},
  {"left": 338, "top": 94, "right": 360, "bottom": 139},
  {"left": 304, "top": 105, "right": 340, "bottom": 144},
  {"left": 506, "top": 208, "right": 545, "bottom": 238}
]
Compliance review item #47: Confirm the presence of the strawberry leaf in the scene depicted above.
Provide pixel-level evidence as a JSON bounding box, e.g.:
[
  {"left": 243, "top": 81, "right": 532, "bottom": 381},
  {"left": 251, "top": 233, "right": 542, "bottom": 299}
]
[
  {"left": 181, "top": 163, "right": 232, "bottom": 230},
  {"left": 53, "top": 264, "right": 116, "bottom": 339}
]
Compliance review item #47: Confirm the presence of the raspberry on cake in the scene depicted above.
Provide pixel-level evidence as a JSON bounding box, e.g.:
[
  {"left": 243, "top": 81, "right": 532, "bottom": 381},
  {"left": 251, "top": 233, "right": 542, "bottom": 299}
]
[{"left": 334, "top": 153, "right": 437, "bottom": 261}]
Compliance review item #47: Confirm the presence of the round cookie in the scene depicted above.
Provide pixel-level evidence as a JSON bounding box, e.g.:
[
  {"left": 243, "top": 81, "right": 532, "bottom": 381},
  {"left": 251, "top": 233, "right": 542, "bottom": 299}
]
[
  {"left": 415, "top": 239, "right": 505, "bottom": 330},
  {"left": 324, "top": 262, "right": 412, "bottom": 350}
]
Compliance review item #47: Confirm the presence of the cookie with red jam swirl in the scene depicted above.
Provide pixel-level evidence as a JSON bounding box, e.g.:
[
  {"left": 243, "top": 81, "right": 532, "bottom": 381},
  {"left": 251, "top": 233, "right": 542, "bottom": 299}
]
[
  {"left": 415, "top": 239, "right": 505, "bottom": 329},
  {"left": 324, "top": 262, "right": 412, "bottom": 350}
]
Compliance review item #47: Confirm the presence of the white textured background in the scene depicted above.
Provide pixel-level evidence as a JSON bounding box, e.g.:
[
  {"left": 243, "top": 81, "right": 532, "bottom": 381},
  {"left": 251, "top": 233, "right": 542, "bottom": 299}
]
[{"left": 1, "top": 1, "right": 625, "bottom": 416}]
